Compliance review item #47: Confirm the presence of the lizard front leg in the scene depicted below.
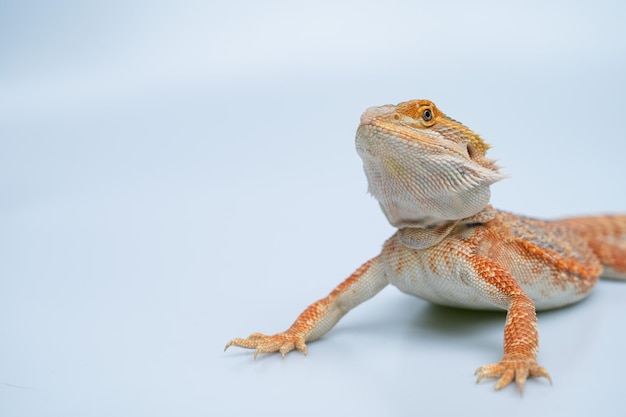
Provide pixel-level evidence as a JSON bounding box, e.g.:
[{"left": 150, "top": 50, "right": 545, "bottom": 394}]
[
  {"left": 225, "top": 255, "right": 388, "bottom": 358},
  {"left": 468, "top": 254, "right": 551, "bottom": 391}
]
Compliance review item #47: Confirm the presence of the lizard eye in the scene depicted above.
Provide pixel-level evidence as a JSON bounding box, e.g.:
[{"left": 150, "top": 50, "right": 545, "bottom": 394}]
[{"left": 422, "top": 108, "right": 433, "bottom": 122}]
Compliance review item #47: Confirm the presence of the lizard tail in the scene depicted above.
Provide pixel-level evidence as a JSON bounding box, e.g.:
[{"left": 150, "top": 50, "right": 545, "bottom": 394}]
[{"left": 555, "top": 215, "right": 626, "bottom": 280}]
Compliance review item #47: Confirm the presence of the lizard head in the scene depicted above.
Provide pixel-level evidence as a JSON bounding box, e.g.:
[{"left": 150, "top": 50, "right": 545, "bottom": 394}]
[{"left": 355, "top": 99, "right": 505, "bottom": 229}]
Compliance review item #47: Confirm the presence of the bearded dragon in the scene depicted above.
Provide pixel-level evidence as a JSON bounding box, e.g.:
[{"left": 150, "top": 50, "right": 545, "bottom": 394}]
[{"left": 225, "top": 99, "right": 626, "bottom": 391}]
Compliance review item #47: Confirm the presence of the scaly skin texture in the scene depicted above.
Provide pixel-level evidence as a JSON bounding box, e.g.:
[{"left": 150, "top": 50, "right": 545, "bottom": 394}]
[{"left": 225, "top": 99, "right": 626, "bottom": 392}]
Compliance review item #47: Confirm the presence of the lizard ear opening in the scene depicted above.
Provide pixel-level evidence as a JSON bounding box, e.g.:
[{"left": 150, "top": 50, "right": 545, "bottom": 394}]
[
  {"left": 466, "top": 143, "right": 477, "bottom": 159},
  {"left": 465, "top": 141, "right": 503, "bottom": 174}
]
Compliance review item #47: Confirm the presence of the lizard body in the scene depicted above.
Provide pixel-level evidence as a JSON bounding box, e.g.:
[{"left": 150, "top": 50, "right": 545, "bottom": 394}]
[{"left": 226, "top": 99, "right": 626, "bottom": 391}]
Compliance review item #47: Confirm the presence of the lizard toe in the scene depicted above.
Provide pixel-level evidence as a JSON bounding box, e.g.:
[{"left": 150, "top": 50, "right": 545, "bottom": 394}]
[
  {"left": 225, "top": 330, "right": 308, "bottom": 359},
  {"left": 475, "top": 357, "right": 550, "bottom": 393}
]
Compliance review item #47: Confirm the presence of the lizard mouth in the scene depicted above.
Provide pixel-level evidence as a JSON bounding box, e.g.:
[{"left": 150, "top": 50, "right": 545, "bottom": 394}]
[{"left": 356, "top": 122, "right": 473, "bottom": 161}]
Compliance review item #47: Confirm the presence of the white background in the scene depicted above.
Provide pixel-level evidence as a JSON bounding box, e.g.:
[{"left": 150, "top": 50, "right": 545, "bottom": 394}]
[{"left": 2, "top": 1, "right": 626, "bottom": 416}]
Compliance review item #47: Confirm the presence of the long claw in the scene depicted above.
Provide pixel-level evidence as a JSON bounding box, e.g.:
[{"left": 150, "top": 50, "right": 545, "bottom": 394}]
[
  {"left": 225, "top": 330, "right": 308, "bottom": 359},
  {"left": 475, "top": 357, "right": 550, "bottom": 392}
]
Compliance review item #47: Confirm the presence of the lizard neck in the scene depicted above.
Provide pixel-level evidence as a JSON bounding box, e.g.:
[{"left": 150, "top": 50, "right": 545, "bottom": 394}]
[{"left": 398, "top": 206, "right": 497, "bottom": 249}]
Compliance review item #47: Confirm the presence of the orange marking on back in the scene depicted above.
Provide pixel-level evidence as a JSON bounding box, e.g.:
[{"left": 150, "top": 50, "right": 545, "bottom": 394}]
[
  {"left": 558, "top": 215, "right": 626, "bottom": 275},
  {"left": 516, "top": 240, "right": 602, "bottom": 281}
]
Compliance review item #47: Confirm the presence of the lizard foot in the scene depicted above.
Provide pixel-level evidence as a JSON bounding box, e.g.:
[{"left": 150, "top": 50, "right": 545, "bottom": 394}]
[
  {"left": 224, "top": 331, "right": 308, "bottom": 359},
  {"left": 474, "top": 356, "right": 551, "bottom": 392}
]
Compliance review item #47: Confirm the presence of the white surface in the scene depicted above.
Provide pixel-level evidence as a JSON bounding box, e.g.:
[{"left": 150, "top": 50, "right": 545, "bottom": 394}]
[{"left": 2, "top": 1, "right": 626, "bottom": 416}]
